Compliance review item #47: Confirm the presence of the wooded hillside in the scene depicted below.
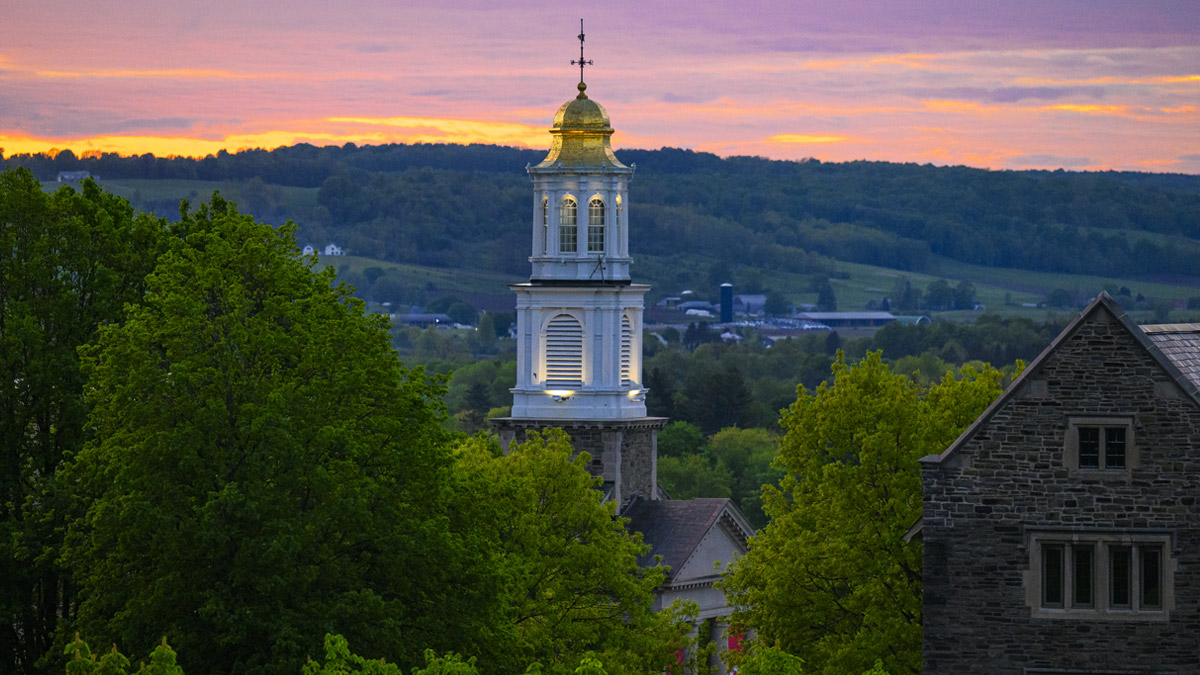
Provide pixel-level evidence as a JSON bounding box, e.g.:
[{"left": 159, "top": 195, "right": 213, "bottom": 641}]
[{"left": 8, "top": 144, "right": 1200, "bottom": 285}]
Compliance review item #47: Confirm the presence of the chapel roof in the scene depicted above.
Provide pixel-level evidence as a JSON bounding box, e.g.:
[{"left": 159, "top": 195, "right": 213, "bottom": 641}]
[{"left": 622, "top": 497, "right": 753, "bottom": 580}]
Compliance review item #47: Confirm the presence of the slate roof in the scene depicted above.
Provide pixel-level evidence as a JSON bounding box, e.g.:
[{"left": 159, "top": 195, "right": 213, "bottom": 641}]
[
  {"left": 1141, "top": 323, "right": 1200, "bottom": 391},
  {"left": 795, "top": 311, "right": 896, "bottom": 321},
  {"left": 622, "top": 497, "right": 750, "bottom": 580}
]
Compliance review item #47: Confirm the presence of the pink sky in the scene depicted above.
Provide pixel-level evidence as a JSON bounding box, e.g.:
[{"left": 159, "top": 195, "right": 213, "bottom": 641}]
[{"left": 2, "top": 0, "right": 1197, "bottom": 172}]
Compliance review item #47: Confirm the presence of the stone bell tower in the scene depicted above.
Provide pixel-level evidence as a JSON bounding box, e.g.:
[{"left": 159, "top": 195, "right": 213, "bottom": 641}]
[{"left": 493, "top": 26, "right": 665, "bottom": 506}]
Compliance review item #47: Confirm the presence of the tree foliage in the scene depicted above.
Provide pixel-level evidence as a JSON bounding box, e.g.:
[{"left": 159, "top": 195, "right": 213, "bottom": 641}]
[
  {"left": 64, "top": 634, "right": 183, "bottom": 675},
  {"left": 722, "top": 352, "right": 1006, "bottom": 674},
  {"left": 0, "top": 168, "right": 168, "bottom": 674},
  {"left": 64, "top": 195, "right": 464, "bottom": 675},
  {"left": 449, "top": 431, "right": 688, "bottom": 675}
]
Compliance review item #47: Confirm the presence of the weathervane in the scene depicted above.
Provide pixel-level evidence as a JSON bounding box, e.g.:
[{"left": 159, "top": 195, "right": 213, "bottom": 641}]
[{"left": 570, "top": 19, "right": 592, "bottom": 86}]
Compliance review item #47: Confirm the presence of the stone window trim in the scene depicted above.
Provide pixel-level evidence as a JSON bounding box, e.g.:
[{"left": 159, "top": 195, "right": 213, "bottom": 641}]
[
  {"left": 1023, "top": 529, "right": 1176, "bottom": 622},
  {"left": 1064, "top": 415, "right": 1138, "bottom": 475}
]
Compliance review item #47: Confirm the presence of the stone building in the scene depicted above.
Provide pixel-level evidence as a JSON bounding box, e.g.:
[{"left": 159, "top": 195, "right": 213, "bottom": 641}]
[
  {"left": 918, "top": 293, "right": 1200, "bottom": 673},
  {"left": 491, "top": 52, "right": 753, "bottom": 670}
]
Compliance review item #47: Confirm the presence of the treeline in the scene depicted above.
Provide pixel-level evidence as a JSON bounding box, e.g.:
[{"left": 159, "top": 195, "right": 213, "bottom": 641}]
[{"left": 7, "top": 143, "right": 1200, "bottom": 280}]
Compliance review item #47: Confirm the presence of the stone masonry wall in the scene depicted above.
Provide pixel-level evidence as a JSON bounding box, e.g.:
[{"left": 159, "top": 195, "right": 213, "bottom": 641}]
[
  {"left": 491, "top": 418, "right": 665, "bottom": 507},
  {"left": 922, "top": 307, "right": 1200, "bottom": 674}
]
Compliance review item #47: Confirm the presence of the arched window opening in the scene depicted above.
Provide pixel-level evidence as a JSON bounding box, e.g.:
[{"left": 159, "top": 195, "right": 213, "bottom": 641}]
[
  {"left": 621, "top": 314, "right": 635, "bottom": 386},
  {"left": 588, "top": 197, "right": 605, "bottom": 253},
  {"left": 541, "top": 196, "right": 549, "bottom": 253},
  {"left": 545, "top": 314, "right": 584, "bottom": 386},
  {"left": 559, "top": 197, "right": 578, "bottom": 253}
]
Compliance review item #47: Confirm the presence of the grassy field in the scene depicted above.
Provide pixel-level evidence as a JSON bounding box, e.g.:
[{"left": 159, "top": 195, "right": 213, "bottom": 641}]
[
  {"left": 46, "top": 178, "right": 320, "bottom": 221},
  {"left": 321, "top": 255, "right": 523, "bottom": 294}
]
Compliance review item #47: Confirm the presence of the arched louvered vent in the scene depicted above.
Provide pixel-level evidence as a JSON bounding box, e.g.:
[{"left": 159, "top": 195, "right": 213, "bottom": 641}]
[
  {"left": 545, "top": 314, "right": 584, "bottom": 386},
  {"left": 621, "top": 314, "right": 634, "bottom": 386}
]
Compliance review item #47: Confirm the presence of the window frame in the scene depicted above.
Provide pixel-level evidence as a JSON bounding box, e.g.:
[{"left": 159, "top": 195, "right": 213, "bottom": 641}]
[
  {"left": 1064, "top": 416, "right": 1136, "bottom": 474},
  {"left": 587, "top": 197, "right": 605, "bottom": 253},
  {"left": 559, "top": 196, "right": 578, "bottom": 253},
  {"left": 1027, "top": 530, "right": 1173, "bottom": 621},
  {"left": 541, "top": 196, "right": 549, "bottom": 254}
]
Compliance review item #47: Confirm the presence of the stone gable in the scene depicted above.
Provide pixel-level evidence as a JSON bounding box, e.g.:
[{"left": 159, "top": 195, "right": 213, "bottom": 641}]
[{"left": 920, "top": 296, "right": 1200, "bottom": 674}]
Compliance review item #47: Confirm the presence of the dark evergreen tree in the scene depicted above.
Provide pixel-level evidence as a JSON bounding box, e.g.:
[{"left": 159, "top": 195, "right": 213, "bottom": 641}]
[
  {"left": 816, "top": 281, "right": 837, "bottom": 312},
  {"left": 644, "top": 367, "right": 676, "bottom": 419}
]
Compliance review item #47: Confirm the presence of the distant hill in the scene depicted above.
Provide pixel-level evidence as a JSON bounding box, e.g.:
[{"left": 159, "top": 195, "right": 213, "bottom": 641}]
[{"left": 7, "top": 143, "right": 1200, "bottom": 315}]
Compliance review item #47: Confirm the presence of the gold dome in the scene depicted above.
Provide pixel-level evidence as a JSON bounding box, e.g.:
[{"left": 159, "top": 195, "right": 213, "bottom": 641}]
[
  {"left": 533, "top": 82, "right": 629, "bottom": 171},
  {"left": 553, "top": 82, "right": 610, "bottom": 128}
]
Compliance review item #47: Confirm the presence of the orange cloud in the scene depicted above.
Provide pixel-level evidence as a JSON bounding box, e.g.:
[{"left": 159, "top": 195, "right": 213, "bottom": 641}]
[
  {"left": 1043, "top": 104, "right": 1131, "bottom": 114},
  {"left": 36, "top": 68, "right": 277, "bottom": 80},
  {"left": 799, "top": 52, "right": 943, "bottom": 73},
  {"left": 326, "top": 116, "right": 547, "bottom": 146},
  {"left": 921, "top": 100, "right": 985, "bottom": 113},
  {"left": 1012, "top": 73, "right": 1200, "bottom": 87},
  {"left": 768, "top": 134, "right": 853, "bottom": 144},
  {"left": 0, "top": 115, "right": 553, "bottom": 159},
  {"left": 867, "top": 53, "right": 942, "bottom": 70}
]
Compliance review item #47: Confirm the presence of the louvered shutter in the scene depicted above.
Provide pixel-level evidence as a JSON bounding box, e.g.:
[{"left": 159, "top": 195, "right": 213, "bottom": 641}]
[
  {"left": 545, "top": 314, "right": 583, "bottom": 385},
  {"left": 621, "top": 314, "right": 634, "bottom": 386}
]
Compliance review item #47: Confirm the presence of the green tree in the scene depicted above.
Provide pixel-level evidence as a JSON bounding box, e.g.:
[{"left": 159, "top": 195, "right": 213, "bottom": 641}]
[
  {"left": 1, "top": 169, "right": 168, "bottom": 674},
  {"left": 657, "top": 422, "right": 704, "bottom": 458},
  {"left": 815, "top": 281, "right": 837, "bottom": 312},
  {"left": 721, "top": 353, "right": 1005, "bottom": 674},
  {"left": 1045, "top": 288, "right": 1074, "bottom": 308},
  {"left": 888, "top": 278, "right": 921, "bottom": 312},
  {"left": 656, "top": 454, "right": 732, "bottom": 500},
  {"left": 923, "top": 279, "right": 954, "bottom": 311},
  {"left": 362, "top": 266, "right": 385, "bottom": 285},
  {"left": 473, "top": 314, "right": 498, "bottom": 353},
  {"left": 64, "top": 634, "right": 183, "bottom": 675},
  {"left": 446, "top": 301, "right": 478, "bottom": 326},
  {"left": 450, "top": 432, "right": 687, "bottom": 675},
  {"left": 65, "top": 195, "right": 467, "bottom": 675},
  {"left": 764, "top": 291, "right": 790, "bottom": 317},
  {"left": 675, "top": 365, "right": 751, "bottom": 435},
  {"left": 707, "top": 428, "right": 779, "bottom": 528},
  {"left": 644, "top": 367, "right": 676, "bottom": 419},
  {"left": 952, "top": 280, "right": 976, "bottom": 310},
  {"left": 455, "top": 380, "right": 494, "bottom": 433}
]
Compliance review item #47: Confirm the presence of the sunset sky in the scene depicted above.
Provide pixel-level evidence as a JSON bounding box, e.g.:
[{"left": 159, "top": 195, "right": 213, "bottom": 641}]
[{"left": 3, "top": 0, "right": 1198, "bottom": 172}]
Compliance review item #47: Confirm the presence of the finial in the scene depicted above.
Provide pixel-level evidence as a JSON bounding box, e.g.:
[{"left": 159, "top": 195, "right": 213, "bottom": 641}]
[{"left": 570, "top": 18, "right": 592, "bottom": 98}]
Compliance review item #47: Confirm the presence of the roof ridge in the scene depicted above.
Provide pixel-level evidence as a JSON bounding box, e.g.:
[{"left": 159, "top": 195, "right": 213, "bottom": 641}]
[{"left": 1141, "top": 323, "right": 1200, "bottom": 334}]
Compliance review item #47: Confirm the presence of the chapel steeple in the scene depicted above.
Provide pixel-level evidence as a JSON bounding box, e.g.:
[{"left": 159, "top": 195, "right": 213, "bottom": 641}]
[{"left": 495, "top": 26, "right": 662, "bottom": 506}]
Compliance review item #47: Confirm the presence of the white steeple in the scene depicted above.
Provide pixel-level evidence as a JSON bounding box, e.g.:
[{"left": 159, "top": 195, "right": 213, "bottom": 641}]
[{"left": 508, "top": 77, "right": 648, "bottom": 420}]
